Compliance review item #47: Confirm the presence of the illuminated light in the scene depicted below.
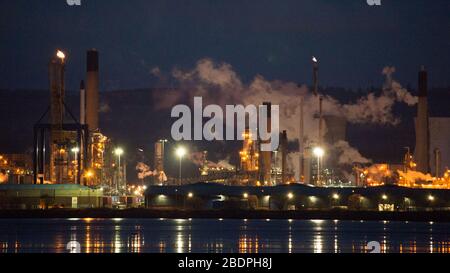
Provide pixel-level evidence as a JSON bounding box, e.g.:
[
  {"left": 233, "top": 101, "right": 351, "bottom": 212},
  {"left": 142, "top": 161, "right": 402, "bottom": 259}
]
[
  {"left": 311, "top": 219, "right": 325, "bottom": 225},
  {"left": 428, "top": 195, "right": 435, "bottom": 201},
  {"left": 309, "top": 196, "right": 317, "bottom": 203},
  {"left": 175, "top": 146, "right": 187, "bottom": 158},
  {"left": 312, "top": 56, "right": 318, "bottom": 63},
  {"left": 85, "top": 170, "right": 94, "bottom": 178},
  {"left": 288, "top": 219, "right": 293, "bottom": 223},
  {"left": 313, "top": 147, "right": 325, "bottom": 158},
  {"left": 287, "top": 192, "right": 294, "bottom": 199},
  {"left": 56, "top": 50, "right": 66, "bottom": 60},
  {"left": 187, "top": 192, "right": 194, "bottom": 198},
  {"left": 114, "top": 147, "right": 124, "bottom": 156},
  {"left": 332, "top": 193, "right": 340, "bottom": 200},
  {"left": 218, "top": 218, "right": 223, "bottom": 221},
  {"left": 266, "top": 219, "right": 271, "bottom": 222},
  {"left": 382, "top": 194, "right": 388, "bottom": 200},
  {"left": 243, "top": 193, "right": 249, "bottom": 199},
  {"left": 71, "top": 147, "right": 80, "bottom": 153}
]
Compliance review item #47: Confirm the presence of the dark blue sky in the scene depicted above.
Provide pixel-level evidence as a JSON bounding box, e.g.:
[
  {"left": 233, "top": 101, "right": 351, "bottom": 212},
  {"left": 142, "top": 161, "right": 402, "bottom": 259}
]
[{"left": 1, "top": 0, "right": 449, "bottom": 91}]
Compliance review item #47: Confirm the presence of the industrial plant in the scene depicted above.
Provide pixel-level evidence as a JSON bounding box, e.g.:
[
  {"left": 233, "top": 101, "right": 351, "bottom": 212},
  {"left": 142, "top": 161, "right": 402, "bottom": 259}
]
[{"left": 0, "top": 50, "right": 449, "bottom": 211}]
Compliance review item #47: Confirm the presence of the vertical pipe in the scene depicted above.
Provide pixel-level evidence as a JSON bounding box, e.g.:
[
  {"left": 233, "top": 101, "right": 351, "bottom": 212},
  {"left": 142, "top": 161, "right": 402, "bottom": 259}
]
[
  {"left": 319, "top": 96, "right": 323, "bottom": 145},
  {"left": 33, "top": 127, "right": 38, "bottom": 185},
  {"left": 312, "top": 57, "right": 319, "bottom": 96},
  {"left": 281, "top": 130, "right": 288, "bottom": 184},
  {"left": 86, "top": 49, "right": 99, "bottom": 132},
  {"left": 261, "top": 102, "right": 272, "bottom": 185},
  {"left": 299, "top": 97, "right": 304, "bottom": 182},
  {"left": 80, "top": 80, "right": 86, "bottom": 125},
  {"left": 415, "top": 66, "right": 430, "bottom": 173},
  {"left": 434, "top": 148, "right": 441, "bottom": 177}
]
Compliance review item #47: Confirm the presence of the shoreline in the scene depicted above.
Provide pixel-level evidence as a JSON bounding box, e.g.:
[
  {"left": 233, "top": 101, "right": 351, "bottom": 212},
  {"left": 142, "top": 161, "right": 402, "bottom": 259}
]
[{"left": 0, "top": 209, "right": 449, "bottom": 222}]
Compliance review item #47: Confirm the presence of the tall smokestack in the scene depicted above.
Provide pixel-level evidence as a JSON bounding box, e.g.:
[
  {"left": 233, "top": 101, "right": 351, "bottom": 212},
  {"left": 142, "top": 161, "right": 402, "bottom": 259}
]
[
  {"left": 312, "top": 56, "right": 319, "bottom": 96},
  {"left": 434, "top": 148, "right": 441, "bottom": 177},
  {"left": 319, "top": 96, "right": 323, "bottom": 145},
  {"left": 49, "top": 55, "right": 65, "bottom": 127},
  {"left": 299, "top": 97, "right": 304, "bottom": 182},
  {"left": 86, "top": 49, "right": 99, "bottom": 132},
  {"left": 415, "top": 66, "right": 430, "bottom": 173},
  {"left": 260, "top": 102, "right": 272, "bottom": 185},
  {"left": 49, "top": 52, "right": 66, "bottom": 183},
  {"left": 281, "top": 130, "right": 288, "bottom": 184},
  {"left": 80, "top": 80, "right": 86, "bottom": 125}
]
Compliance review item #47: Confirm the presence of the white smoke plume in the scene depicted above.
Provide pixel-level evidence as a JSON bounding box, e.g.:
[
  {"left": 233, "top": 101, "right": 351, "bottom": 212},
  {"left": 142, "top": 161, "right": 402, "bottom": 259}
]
[
  {"left": 333, "top": 140, "right": 372, "bottom": 165},
  {"left": 382, "top": 66, "right": 418, "bottom": 106},
  {"left": 188, "top": 151, "right": 235, "bottom": 170},
  {"left": 155, "top": 59, "right": 417, "bottom": 178}
]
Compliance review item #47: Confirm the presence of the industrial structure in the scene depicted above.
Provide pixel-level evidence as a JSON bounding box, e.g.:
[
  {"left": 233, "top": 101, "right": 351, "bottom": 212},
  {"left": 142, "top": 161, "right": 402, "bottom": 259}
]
[
  {"left": 0, "top": 184, "right": 103, "bottom": 209},
  {"left": 1, "top": 49, "right": 449, "bottom": 211},
  {"left": 353, "top": 67, "right": 450, "bottom": 189},
  {"left": 33, "top": 51, "right": 89, "bottom": 185},
  {"left": 0, "top": 154, "right": 33, "bottom": 184},
  {"left": 415, "top": 66, "right": 430, "bottom": 174},
  {"left": 145, "top": 183, "right": 450, "bottom": 211},
  {"left": 31, "top": 49, "right": 126, "bottom": 197}
]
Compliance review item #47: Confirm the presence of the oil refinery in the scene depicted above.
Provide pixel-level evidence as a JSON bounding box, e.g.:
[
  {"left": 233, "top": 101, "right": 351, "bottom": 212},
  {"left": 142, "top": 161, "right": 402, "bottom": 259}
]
[{"left": 0, "top": 49, "right": 449, "bottom": 211}]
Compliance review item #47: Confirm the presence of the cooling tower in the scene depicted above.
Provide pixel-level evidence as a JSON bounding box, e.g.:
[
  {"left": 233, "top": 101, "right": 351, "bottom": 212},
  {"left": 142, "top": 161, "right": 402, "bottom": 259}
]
[
  {"left": 414, "top": 66, "right": 430, "bottom": 174},
  {"left": 86, "top": 49, "right": 99, "bottom": 132}
]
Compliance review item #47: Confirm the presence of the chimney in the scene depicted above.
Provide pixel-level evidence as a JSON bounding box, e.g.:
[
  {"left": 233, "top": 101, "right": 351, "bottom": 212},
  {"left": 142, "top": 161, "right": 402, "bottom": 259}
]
[
  {"left": 260, "top": 102, "right": 272, "bottom": 185},
  {"left": 80, "top": 80, "right": 86, "bottom": 125},
  {"left": 414, "top": 66, "right": 430, "bottom": 173},
  {"left": 281, "top": 130, "right": 288, "bottom": 184},
  {"left": 49, "top": 57, "right": 65, "bottom": 128},
  {"left": 86, "top": 49, "right": 99, "bottom": 132},
  {"left": 434, "top": 148, "right": 441, "bottom": 177}
]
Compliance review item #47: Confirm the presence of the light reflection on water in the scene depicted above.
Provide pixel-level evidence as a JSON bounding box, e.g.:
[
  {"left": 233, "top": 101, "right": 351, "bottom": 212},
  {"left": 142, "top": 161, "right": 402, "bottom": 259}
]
[{"left": 0, "top": 219, "right": 449, "bottom": 253}]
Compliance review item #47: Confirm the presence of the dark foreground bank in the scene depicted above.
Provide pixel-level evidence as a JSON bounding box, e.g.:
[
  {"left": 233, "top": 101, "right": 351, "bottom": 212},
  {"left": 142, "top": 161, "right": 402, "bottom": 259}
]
[{"left": 0, "top": 209, "right": 449, "bottom": 222}]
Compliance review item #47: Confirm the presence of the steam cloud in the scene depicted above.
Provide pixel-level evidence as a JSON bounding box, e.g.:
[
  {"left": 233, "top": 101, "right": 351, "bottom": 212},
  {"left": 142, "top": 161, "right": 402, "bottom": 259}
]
[
  {"left": 155, "top": 58, "right": 417, "bottom": 179},
  {"left": 189, "top": 151, "right": 235, "bottom": 170}
]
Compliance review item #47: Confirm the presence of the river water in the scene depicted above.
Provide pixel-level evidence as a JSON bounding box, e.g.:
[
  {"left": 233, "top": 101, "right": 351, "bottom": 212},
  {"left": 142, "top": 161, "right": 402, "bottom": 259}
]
[{"left": 0, "top": 218, "right": 448, "bottom": 253}]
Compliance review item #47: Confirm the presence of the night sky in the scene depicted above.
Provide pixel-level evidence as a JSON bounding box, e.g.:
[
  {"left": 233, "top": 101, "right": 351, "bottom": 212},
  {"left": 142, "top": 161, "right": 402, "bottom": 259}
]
[{"left": 1, "top": 0, "right": 449, "bottom": 91}]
